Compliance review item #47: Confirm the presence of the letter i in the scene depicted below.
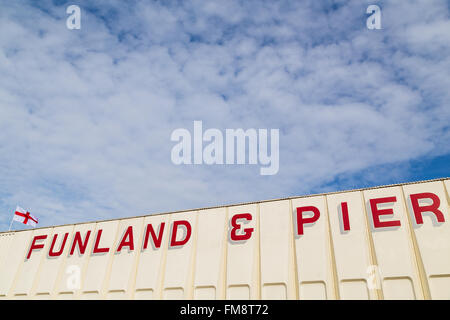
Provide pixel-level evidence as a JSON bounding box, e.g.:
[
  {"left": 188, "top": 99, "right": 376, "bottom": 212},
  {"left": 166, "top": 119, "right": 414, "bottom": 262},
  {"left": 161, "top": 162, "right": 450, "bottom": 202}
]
[{"left": 340, "top": 202, "right": 350, "bottom": 233}]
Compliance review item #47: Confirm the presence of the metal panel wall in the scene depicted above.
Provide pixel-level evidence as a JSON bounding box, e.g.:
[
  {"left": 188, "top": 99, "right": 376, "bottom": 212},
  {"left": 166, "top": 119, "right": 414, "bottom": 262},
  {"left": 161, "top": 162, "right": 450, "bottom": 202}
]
[
  {"left": 362, "top": 186, "right": 422, "bottom": 299},
  {"left": 327, "top": 191, "right": 374, "bottom": 300},
  {"left": 0, "top": 178, "right": 449, "bottom": 300}
]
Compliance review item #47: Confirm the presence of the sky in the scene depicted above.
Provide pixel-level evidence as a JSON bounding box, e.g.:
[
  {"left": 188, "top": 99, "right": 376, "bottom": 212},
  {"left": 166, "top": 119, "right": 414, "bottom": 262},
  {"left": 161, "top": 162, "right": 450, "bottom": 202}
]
[{"left": 0, "top": 0, "right": 449, "bottom": 231}]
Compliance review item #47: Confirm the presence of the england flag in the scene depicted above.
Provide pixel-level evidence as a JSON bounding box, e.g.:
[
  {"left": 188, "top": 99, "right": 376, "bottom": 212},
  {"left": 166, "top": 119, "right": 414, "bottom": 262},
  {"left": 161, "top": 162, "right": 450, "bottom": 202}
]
[{"left": 13, "top": 206, "right": 38, "bottom": 227}]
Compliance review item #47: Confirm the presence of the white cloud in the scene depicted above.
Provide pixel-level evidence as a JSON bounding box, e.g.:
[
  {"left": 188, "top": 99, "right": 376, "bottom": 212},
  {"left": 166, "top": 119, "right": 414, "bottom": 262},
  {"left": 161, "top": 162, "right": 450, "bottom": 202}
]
[{"left": 0, "top": 0, "right": 448, "bottom": 230}]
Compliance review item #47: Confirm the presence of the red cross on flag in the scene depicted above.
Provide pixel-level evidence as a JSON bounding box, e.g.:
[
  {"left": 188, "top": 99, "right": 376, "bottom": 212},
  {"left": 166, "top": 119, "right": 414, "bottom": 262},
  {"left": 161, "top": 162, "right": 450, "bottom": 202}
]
[{"left": 13, "top": 206, "right": 38, "bottom": 227}]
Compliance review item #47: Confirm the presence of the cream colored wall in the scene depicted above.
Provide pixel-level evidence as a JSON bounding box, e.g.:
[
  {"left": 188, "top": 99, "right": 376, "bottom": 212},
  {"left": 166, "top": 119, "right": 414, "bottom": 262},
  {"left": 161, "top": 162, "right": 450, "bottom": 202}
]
[{"left": 0, "top": 179, "right": 449, "bottom": 300}]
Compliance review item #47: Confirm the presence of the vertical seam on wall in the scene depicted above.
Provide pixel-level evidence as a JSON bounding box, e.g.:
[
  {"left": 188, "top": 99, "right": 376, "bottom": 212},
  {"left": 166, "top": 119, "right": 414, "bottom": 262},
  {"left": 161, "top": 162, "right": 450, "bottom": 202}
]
[
  {"left": 443, "top": 180, "right": 450, "bottom": 210},
  {"left": 7, "top": 231, "right": 34, "bottom": 298},
  {"left": 30, "top": 228, "right": 54, "bottom": 298},
  {"left": 399, "top": 186, "right": 430, "bottom": 300},
  {"left": 222, "top": 207, "right": 229, "bottom": 299},
  {"left": 0, "top": 237, "right": 5, "bottom": 272},
  {"left": 100, "top": 221, "right": 121, "bottom": 299},
  {"left": 324, "top": 196, "right": 340, "bottom": 300},
  {"left": 75, "top": 223, "right": 98, "bottom": 300},
  {"left": 129, "top": 218, "right": 146, "bottom": 300},
  {"left": 187, "top": 211, "right": 199, "bottom": 300},
  {"left": 0, "top": 234, "right": 13, "bottom": 296},
  {"left": 360, "top": 191, "right": 383, "bottom": 300},
  {"left": 256, "top": 203, "right": 261, "bottom": 300},
  {"left": 50, "top": 225, "right": 75, "bottom": 299},
  {"left": 288, "top": 199, "right": 299, "bottom": 300},
  {"left": 157, "top": 215, "right": 171, "bottom": 299}
]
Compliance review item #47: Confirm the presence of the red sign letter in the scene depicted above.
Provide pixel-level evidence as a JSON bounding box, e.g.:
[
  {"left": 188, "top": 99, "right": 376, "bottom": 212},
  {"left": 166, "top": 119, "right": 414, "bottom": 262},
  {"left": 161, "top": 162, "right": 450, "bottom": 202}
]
[
  {"left": 27, "top": 235, "right": 47, "bottom": 260},
  {"left": 296, "top": 206, "right": 320, "bottom": 235},
  {"left": 369, "top": 196, "right": 401, "bottom": 229},
  {"left": 142, "top": 223, "right": 165, "bottom": 250},
  {"left": 340, "top": 202, "right": 350, "bottom": 232},
  {"left": 117, "top": 226, "right": 134, "bottom": 252},
  {"left": 93, "top": 229, "right": 109, "bottom": 254},
  {"left": 170, "top": 220, "right": 192, "bottom": 247},
  {"left": 48, "top": 233, "right": 69, "bottom": 257},
  {"left": 230, "top": 213, "right": 254, "bottom": 242},
  {"left": 410, "top": 192, "right": 444, "bottom": 225},
  {"left": 70, "top": 231, "right": 91, "bottom": 256}
]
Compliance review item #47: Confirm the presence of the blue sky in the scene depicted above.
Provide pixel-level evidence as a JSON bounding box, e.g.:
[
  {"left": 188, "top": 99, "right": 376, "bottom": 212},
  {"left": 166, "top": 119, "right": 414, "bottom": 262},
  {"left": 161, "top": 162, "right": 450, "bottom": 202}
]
[{"left": 0, "top": 0, "right": 449, "bottom": 231}]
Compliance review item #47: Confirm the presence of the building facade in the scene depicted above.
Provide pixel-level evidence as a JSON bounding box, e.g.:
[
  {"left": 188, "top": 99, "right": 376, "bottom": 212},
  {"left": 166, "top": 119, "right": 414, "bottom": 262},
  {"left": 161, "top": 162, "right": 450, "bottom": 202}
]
[{"left": 0, "top": 178, "right": 449, "bottom": 300}]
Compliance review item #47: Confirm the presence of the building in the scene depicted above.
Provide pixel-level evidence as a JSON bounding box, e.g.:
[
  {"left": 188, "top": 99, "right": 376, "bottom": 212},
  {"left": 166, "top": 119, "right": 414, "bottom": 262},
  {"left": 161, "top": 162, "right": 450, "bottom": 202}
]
[{"left": 0, "top": 178, "right": 449, "bottom": 300}]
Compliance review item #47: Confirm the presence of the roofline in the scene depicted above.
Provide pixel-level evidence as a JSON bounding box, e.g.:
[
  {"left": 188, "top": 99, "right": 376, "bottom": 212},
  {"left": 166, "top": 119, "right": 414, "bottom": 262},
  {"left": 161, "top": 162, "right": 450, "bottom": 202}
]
[{"left": 1, "top": 177, "right": 448, "bottom": 235}]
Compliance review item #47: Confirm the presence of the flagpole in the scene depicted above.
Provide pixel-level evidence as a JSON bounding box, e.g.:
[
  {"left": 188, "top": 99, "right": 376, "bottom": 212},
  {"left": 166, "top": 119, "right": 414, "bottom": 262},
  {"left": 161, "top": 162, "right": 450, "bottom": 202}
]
[
  {"left": 8, "top": 213, "right": 14, "bottom": 232},
  {"left": 9, "top": 205, "right": 19, "bottom": 232}
]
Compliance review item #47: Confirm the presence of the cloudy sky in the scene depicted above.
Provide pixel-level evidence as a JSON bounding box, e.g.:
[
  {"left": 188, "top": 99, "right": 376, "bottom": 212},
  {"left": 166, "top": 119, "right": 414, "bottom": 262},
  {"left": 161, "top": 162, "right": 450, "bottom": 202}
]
[{"left": 0, "top": 0, "right": 449, "bottom": 231}]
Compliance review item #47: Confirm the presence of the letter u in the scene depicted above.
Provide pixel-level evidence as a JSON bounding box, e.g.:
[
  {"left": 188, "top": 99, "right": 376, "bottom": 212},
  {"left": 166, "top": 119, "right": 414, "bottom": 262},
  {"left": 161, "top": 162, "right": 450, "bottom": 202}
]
[{"left": 48, "top": 233, "right": 69, "bottom": 257}]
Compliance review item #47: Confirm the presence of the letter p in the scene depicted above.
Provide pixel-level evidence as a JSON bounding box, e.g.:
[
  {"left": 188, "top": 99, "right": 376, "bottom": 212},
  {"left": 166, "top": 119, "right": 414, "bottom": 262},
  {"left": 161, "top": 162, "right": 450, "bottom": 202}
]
[{"left": 296, "top": 206, "right": 320, "bottom": 236}]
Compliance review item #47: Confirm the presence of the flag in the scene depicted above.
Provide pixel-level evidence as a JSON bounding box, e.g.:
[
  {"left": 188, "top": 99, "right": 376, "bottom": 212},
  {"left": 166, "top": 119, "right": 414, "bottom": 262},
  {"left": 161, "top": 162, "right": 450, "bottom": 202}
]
[{"left": 13, "top": 206, "right": 38, "bottom": 227}]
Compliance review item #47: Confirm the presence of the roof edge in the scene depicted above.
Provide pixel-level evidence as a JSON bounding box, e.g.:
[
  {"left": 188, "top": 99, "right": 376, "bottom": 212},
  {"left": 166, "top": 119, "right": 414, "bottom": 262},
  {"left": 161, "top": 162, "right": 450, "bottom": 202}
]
[{"left": 1, "top": 177, "right": 448, "bottom": 235}]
